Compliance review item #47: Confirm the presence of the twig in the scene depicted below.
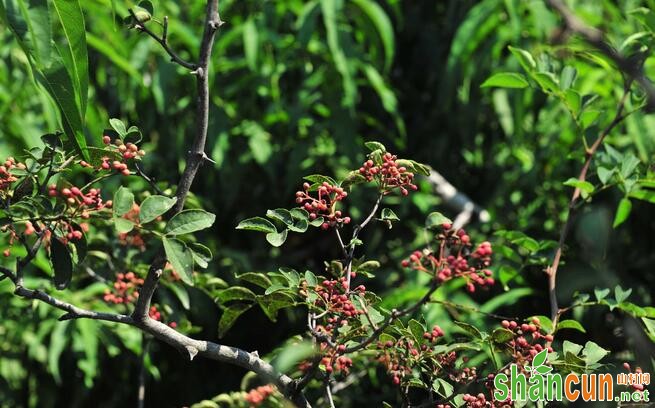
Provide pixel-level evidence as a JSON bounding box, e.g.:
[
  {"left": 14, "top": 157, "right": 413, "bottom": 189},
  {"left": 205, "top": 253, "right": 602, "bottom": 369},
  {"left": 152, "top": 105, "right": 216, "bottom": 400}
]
[
  {"left": 128, "top": 9, "right": 197, "bottom": 71},
  {"left": 545, "top": 83, "right": 632, "bottom": 324},
  {"left": 134, "top": 161, "right": 164, "bottom": 195},
  {"left": 546, "top": 0, "right": 655, "bottom": 111}
]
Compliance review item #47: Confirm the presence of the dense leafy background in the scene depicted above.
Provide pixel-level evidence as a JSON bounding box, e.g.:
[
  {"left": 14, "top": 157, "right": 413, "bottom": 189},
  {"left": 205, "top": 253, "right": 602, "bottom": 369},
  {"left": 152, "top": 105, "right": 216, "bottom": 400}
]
[{"left": 1, "top": 0, "right": 654, "bottom": 407}]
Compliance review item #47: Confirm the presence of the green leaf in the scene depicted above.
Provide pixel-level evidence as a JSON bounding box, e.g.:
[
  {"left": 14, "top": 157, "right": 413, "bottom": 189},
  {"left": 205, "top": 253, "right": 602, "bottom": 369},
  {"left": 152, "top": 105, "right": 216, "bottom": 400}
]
[
  {"left": 532, "top": 72, "right": 559, "bottom": 93},
  {"left": 215, "top": 287, "right": 257, "bottom": 305},
  {"left": 113, "top": 186, "right": 134, "bottom": 217},
  {"left": 50, "top": 238, "right": 72, "bottom": 289},
  {"left": 508, "top": 46, "right": 536, "bottom": 72},
  {"left": 491, "top": 328, "right": 514, "bottom": 343},
  {"left": 243, "top": 18, "right": 258, "bottom": 71},
  {"left": 613, "top": 198, "right": 632, "bottom": 228},
  {"left": 139, "top": 195, "right": 176, "bottom": 224},
  {"left": 563, "top": 340, "right": 583, "bottom": 356},
  {"left": 594, "top": 288, "right": 610, "bottom": 302},
  {"left": 162, "top": 237, "right": 194, "bottom": 285},
  {"left": 364, "top": 141, "right": 386, "bottom": 153},
  {"left": 560, "top": 66, "right": 577, "bottom": 90},
  {"left": 454, "top": 321, "right": 483, "bottom": 339},
  {"left": 620, "top": 154, "right": 640, "bottom": 178},
  {"left": 288, "top": 218, "right": 308, "bottom": 233},
  {"left": 582, "top": 341, "right": 609, "bottom": 365},
  {"left": 109, "top": 118, "right": 126, "bottom": 137},
  {"left": 481, "top": 72, "right": 529, "bottom": 89},
  {"left": 1, "top": 0, "right": 52, "bottom": 67},
  {"left": 164, "top": 282, "right": 190, "bottom": 310},
  {"left": 189, "top": 243, "right": 212, "bottom": 269},
  {"left": 218, "top": 303, "right": 252, "bottom": 338},
  {"left": 165, "top": 209, "right": 216, "bottom": 236},
  {"left": 303, "top": 174, "right": 338, "bottom": 187},
  {"left": 304, "top": 270, "right": 318, "bottom": 287},
  {"left": 556, "top": 320, "right": 586, "bottom": 333},
  {"left": 237, "top": 272, "right": 272, "bottom": 289},
  {"left": 236, "top": 217, "right": 276, "bottom": 233},
  {"left": 266, "top": 208, "right": 293, "bottom": 226},
  {"left": 320, "top": 0, "right": 356, "bottom": 107},
  {"left": 351, "top": 0, "right": 394, "bottom": 72},
  {"left": 614, "top": 285, "right": 632, "bottom": 304},
  {"left": 432, "top": 378, "right": 454, "bottom": 398},
  {"left": 113, "top": 217, "right": 135, "bottom": 233},
  {"left": 532, "top": 349, "right": 548, "bottom": 367},
  {"left": 596, "top": 167, "right": 614, "bottom": 184},
  {"left": 381, "top": 208, "right": 399, "bottom": 221},
  {"left": 266, "top": 229, "right": 288, "bottom": 247},
  {"left": 564, "top": 89, "right": 581, "bottom": 116},
  {"left": 425, "top": 212, "right": 452, "bottom": 229},
  {"left": 257, "top": 292, "right": 296, "bottom": 322},
  {"left": 341, "top": 170, "right": 368, "bottom": 189},
  {"left": 51, "top": 0, "right": 88, "bottom": 120},
  {"left": 530, "top": 315, "right": 554, "bottom": 333},
  {"left": 563, "top": 178, "right": 595, "bottom": 198}
]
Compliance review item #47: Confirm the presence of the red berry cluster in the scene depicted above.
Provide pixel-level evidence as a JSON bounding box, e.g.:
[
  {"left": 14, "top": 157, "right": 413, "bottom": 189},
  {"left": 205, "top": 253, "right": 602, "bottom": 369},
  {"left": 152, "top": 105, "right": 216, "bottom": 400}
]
[
  {"left": 401, "top": 226, "right": 494, "bottom": 292},
  {"left": 1, "top": 221, "right": 36, "bottom": 258},
  {"left": 0, "top": 157, "right": 24, "bottom": 191},
  {"left": 118, "top": 204, "right": 146, "bottom": 251},
  {"left": 301, "top": 277, "right": 365, "bottom": 375},
  {"left": 243, "top": 384, "right": 276, "bottom": 407},
  {"left": 358, "top": 153, "right": 417, "bottom": 196},
  {"left": 97, "top": 136, "right": 146, "bottom": 176},
  {"left": 622, "top": 363, "right": 646, "bottom": 392},
  {"left": 499, "top": 318, "right": 553, "bottom": 367},
  {"left": 103, "top": 272, "right": 144, "bottom": 304},
  {"left": 295, "top": 182, "right": 350, "bottom": 230},
  {"left": 376, "top": 328, "right": 473, "bottom": 388}
]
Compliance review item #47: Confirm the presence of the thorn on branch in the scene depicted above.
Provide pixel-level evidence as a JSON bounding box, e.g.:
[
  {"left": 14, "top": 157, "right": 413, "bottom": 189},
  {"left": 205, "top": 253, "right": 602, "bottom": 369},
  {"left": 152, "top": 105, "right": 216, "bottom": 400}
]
[{"left": 185, "top": 345, "right": 199, "bottom": 360}]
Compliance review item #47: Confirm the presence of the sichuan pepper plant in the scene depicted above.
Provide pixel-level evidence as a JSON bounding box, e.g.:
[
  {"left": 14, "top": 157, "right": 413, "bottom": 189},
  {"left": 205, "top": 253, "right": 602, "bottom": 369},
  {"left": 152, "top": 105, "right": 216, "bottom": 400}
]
[{"left": 1, "top": 0, "right": 654, "bottom": 407}]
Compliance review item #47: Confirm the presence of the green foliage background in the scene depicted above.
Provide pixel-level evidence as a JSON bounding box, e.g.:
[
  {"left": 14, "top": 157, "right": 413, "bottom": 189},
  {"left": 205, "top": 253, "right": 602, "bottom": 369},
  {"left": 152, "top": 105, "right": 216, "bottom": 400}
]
[{"left": 1, "top": 0, "right": 654, "bottom": 406}]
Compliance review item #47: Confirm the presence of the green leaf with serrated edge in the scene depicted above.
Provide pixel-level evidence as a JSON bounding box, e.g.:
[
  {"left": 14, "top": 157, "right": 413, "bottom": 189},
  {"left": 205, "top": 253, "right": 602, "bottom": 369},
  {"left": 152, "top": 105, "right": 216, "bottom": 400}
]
[
  {"left": 237, "top": 273, "right": 272, "bottom": 289},
  {"left": 556, "top": 320, "right": 586, "bottom": 333},
  {"left": 236, "top": 217, "right": 276, "bottom": 233},
  {"left": 582, "top": 341, "right": 609, "bottom": 365},
  {"left": 113, "top": 217, "right": 134, "bottom": 233},
  {"left": 530, "top": 315, "right": 553, "bottom": 333},
  {"left": 425, "top": 212, "right": 452, "bottom": 229},
  {"left": 491, "top": 328, "right": 514, "bottom": 343},
  {"left": 109, "top": 118, "right": 126, "bottom": 136},
  {"left": 594, "top": 288, "right": 610, "bottom": 302},
  {"left": 341, "top": 170, "right": 368, "bottom": 190},
  {"left": 113, "top": 186, "right": 134, "bottom": 216},
  {"left": 303, "top": 174, "right": 337, "bottom": 186},
  {"left": 408, "top": 319, "right": 425, "bottom": 342},
  {"left": 364, "top": 141, "right": 386, "bottom": 152},
  {"left": 165, "top": 209, "right": 216, "bottom": 236},
  {"left": 288, "top": 218, "right": 308, "bottom": 233},
  {"left": 266, "top": 229, "right": 287, "bottom": 247},
  {"left": 139, "top": 195, "right": 176, "bottom": 224},
  {"left": 613, "top": 198, "right": 632, "bottom": 228},
  {"left": 304, "top": 270, "right": 318, "bottom": 287},
  {"left": 50, "top": 238, "right": 72, "bottom": 289},
  {"left": 309, "top": 217, "right": 324, "bottom": 227},
  {"left": 563, "top": 340, "right": 583, "bottom": 356},
  {"left": 432, "top": 378, "right": 454, "bottom": 398},
  {"left": 218, "top": 303, "right": 252, "bottom": 338},
  {"left": 614, "top": 285, "right": 632, "bottom": 303},
  {"left": 214, "top": 287, "right": 257, "bottom": 305},
  {"left": 481, "top": 72, "right": 528, "bottom": 88},
  {"left": 596, "top": 167, "right": 614, "bottom": 184},
  {"left": 162, "top": 237, "right": 194, "bottom": 285},
  {"left": 381, "top": 208, "right": 399, "bottom": 221},
  {"left": 290, "top": 208, "right": 308, "bottom": 220},
  {"left": 257, "top": 292, "right": 296, "bottom": 322},
  {"left": 189, "top": 243, "right": 212, "bottom": 269},
  {"left": 266, "top": 208, "right": 293, "bottom": 226},
  {"left": 454, "top": 321, "right": 483, "bottom": 339},
  {"left": 532, "top": 349, "right": 548, "bottom": 367}
]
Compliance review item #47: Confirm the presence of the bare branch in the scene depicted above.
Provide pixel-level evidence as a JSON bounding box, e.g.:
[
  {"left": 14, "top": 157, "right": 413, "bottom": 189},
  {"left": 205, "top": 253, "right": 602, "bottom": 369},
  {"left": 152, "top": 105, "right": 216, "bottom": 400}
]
[
  {"left": 128, "top": 9, "right": 197, "bottom": 71},
  {"left": 545, "top": 83, "right": 632, "bottom": 324}
]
